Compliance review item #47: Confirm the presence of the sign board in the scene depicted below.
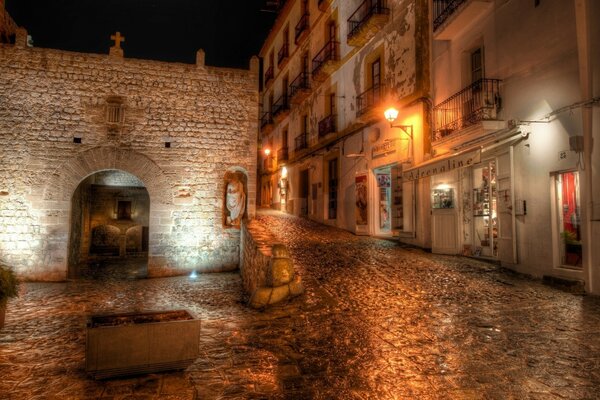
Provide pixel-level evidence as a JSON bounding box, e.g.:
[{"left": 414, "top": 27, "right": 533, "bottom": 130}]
[
  {"left": 403, "top": 148, "right": 481, "bottom": 181},
  {"left": 372, "top": 140, "right": 396, "bottom": 159}
]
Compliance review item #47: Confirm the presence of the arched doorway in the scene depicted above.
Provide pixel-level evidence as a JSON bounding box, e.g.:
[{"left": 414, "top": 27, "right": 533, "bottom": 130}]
[{"left": 68, "top": 170, "right": 150, "bottom": 279}]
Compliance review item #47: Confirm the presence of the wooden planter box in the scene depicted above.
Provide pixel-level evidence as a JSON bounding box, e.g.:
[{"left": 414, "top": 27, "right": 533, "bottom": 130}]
[{"left": 86, "top": 309, "right": 200, "bottom": 379}]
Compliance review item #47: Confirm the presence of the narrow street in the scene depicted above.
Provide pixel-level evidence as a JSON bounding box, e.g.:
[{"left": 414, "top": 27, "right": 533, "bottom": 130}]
[{"left": 1, "top": 210, "right": 600, "bottom": 399}]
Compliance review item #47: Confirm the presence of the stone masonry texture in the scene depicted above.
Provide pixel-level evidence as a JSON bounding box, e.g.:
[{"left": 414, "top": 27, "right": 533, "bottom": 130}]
[
  {"left": 1, "top": 210, "right": 600, "bottom": 399},
  {"left": 0, "top": 43, "right": 259, "bottom": 280}
]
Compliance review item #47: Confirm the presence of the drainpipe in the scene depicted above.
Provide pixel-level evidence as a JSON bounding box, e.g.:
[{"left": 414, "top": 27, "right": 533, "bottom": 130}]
[{"left": 574, "top": 0, "right": 595, "bottom": 292}]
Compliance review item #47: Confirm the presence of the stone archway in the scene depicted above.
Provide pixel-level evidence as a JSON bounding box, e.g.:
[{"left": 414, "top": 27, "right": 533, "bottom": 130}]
[
  {"left": 43, "top": 146, "right": 171, "bottom": 204},
  {"left": 35, "top": 146, "right": 171, "bottom": 280},
  {"left": 68, "top": 170, "right": 151, "bottom": 279}
]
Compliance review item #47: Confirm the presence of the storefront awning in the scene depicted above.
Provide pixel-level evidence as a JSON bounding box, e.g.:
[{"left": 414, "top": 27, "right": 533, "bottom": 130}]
[{"left": 402, "top": 148, "right": 481, "bottom": 181}]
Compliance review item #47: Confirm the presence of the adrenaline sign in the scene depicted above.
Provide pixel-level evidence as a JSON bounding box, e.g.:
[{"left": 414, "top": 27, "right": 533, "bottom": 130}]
[{"left": 402, "top": 148, "right": 481, "bottom": 181}]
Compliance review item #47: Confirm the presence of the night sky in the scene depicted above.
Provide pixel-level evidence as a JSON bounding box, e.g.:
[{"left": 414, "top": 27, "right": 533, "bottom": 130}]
[{"left": 5, "top": 0, "right": 277, "bottom": 68}]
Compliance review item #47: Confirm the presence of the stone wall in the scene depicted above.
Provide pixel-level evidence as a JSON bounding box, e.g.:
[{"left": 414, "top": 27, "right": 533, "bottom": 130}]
[
  {"left": 0, "top": 41, "right": 259, "bottom": 280},
  {"left": 240, "top": 219, "right": 303, "bottom": 308}
]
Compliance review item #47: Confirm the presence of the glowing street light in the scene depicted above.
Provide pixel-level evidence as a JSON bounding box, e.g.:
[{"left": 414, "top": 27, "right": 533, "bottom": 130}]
[
  {"left": 264, "top": 148, "right": 271, "bottom": 156},
  {"left": 384, "top": 107, "right": 413, "bottom": 139}
]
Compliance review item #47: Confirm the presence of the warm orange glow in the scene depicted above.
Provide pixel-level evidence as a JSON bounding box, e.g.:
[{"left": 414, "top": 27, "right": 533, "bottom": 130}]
[
  {"left": 384, "top": 107, "right": 399, "bottom": 123},
  {"left": 264, "top": 148, "right": 271, "bottom": 156}
]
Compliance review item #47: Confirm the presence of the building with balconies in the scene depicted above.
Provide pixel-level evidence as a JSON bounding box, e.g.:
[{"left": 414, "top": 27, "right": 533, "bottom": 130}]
[
  {"left": 258, "top": 0, "right": 430, "bottom": 242},
  {"left": 417, "top": 0, "right": 600, "bottom": 293}
]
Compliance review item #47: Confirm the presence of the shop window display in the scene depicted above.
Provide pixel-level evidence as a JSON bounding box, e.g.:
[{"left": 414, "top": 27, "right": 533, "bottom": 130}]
[
  {"left": 555, "top": 171, "right": 581, "bottom": 268},
  {"left": 472, "top": 161, "right": 498, "bottom": 257}
]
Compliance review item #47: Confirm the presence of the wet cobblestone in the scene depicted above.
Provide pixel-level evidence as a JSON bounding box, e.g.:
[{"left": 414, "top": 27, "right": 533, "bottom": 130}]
[{"left": 2, "top": 210, "right": 600, "bottom": 399}]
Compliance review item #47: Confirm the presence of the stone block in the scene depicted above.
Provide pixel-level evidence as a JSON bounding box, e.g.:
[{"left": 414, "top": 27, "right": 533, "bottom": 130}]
[{"left": 268, "top": 284, "right": 290, "bottom": 305}]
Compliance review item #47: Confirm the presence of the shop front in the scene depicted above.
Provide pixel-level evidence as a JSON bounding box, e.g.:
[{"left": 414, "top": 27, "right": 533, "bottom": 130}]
[
  {"left": 404, "top": 146, "right": 517, "bottom": 263},
  {"left": 353, "top": 129, "right": 416, "bottom": 239}
]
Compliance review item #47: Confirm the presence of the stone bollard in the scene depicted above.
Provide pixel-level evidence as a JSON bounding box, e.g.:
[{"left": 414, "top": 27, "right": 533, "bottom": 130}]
[{"left": 249, "top": 243, "right": 304, "bottom": 308}]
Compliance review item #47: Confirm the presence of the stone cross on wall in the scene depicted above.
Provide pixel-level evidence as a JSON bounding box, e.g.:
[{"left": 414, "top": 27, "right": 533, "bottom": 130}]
[
  {"left": 109, "top": 31, "right": 125, "bottom": 58},
  {"left": 110, "top": 32, "right": 125, "bottom": 49}
]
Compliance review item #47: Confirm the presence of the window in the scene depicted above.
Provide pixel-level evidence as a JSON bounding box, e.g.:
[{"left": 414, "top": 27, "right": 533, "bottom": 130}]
[
  {"left": 302, "top": 52, "right": 309, "bottom": 75},
  {"left": 303, "top": 114, "right": 309, "bottom": 134},
  {"left": 372, "top": 58, "right": 381, "bottom": 90},
  {"left": 328, "top": 158, "right": 338, "bottom": 219},
  {"left": 282, "top": 128, "right": 288, "bottom": 149},
  {"left": 282, "top": 75, "right": 289, "bottom": 100},
  {"left": 106, "top": 101, "right": 123, "bottom": 124},
  {"left": 329, "top": 92, "right": 336, "bottom": 115},
  {"left": 117, "top": 200, "right": 132, "bottom": 220},
  {"left": 554, "top": 171, "right": 582, "bottom": 268},
  {"left": 328, "top": 20, "right": 336, "bottom": 42},
  {"left": 471, "top": 48, "right": 483, "bottom": 83}
]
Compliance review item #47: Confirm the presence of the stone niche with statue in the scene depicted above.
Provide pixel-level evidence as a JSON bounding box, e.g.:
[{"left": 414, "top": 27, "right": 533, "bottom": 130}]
[{"left": 223, "top": 170, "right": 248, "bottom": 228}]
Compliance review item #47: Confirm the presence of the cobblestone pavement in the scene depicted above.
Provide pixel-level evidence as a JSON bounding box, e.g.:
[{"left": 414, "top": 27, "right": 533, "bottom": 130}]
[{"left": 2, "top": 210, "right": 600, "bottom": 399}]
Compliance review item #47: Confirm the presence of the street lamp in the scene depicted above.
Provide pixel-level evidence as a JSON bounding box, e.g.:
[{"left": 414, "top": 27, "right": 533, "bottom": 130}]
[
  {"left": 264, "top": 148, "right": 271, "bottom": 156},
  {"left": 384, "top": 107, "right": 413, "bottom": 139}
]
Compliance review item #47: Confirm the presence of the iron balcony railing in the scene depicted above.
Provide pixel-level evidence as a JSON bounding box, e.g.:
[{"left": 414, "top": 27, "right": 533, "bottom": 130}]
[
  {"left": 433, "top": 0, "right": 467, "bottom": 31},
  {"left": 263, "top": 156, "right": 274, "bottom": 172},
  {"left": 289, "top": 71, "right": 310, "bottom": 100},
  {"left": 272, "top": 94, "right": 290, "bottom": 117},
  {"left": 277, "top": 147, "right": 289, "bottom": 163},
  {"left": 312, "top": 40, "right": 340, "bottom": 76},
  {"left": 295, "top": 133, "right": 308, "bottom": 151},
  {"left": 433, "top": 78, "right": 502, "bottom": 141},
  {"left": 260, "top": 112, "right": 273, "bottom": 129},
  {"left": 264, "top": 66, "right": 274, "bottom": 85},
  {"left": 295, "top": 12, "right": 310, "bottom": 43},
  {"left": 318, "top": 114, "right": 337, "bottom": 137},
  {"left": 277, "top": 43, "right": 289, "bottom": 65},
  {"left": 347, "top": 0, "right": 390, "bottom": 40},
  {"left": 356, "top": 84, "right": 385, "bottom": 117}
]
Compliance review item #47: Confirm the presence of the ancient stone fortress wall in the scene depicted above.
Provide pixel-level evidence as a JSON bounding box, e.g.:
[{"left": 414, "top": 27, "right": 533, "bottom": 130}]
[{"left": 0, "top": 40, "right": 259, "bottom": 280}]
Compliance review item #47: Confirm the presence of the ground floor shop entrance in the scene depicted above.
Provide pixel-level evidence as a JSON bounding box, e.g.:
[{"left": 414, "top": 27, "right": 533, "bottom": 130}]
[{"left": 553, "top": 170, "right": 582, "bottom": 269}]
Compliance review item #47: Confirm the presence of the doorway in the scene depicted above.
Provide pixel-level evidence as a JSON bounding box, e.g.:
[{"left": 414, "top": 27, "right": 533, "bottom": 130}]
[
  {"left": 554, "top": 171, "right": 582, "bottom": 268},
  {"left": 472, "top": 160, "right": 498, "bottom": 258},
  {"left": 68, "top": 169, "right": 150, "bottom": 279},
  {"left": 299, "top": 168, "right": 310, "bottom": 217}
]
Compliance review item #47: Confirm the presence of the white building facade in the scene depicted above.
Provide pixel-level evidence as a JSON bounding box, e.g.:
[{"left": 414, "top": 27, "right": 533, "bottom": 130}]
[
  {"left": 425, "top": 0, "right": 600, "bottom": 291},
  {"left": 258, "top": 0, "right": 431, "bottom": 245}
]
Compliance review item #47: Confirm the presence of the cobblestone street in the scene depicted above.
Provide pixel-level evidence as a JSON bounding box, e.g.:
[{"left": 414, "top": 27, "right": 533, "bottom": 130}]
[{"left": 2, "top": 210, "right": 600, "bottom": 399}]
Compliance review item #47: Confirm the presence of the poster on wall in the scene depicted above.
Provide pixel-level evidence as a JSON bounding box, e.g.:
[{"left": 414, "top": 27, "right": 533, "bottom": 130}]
[
  {"left": 376, "top": 173, "right": 391, "bottom": 188},
  {"left": 355, "top": 173, "right": 368, "bottom": 234}
]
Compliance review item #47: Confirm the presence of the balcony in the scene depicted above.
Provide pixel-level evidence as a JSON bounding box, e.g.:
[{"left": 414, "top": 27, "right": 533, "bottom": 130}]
[
  {"left": 295, "top": 13, "right": 310, "bottom": 44},
  {"left": 356, "top": 84, "right": 385, "bottom": 120},
  {"left": 318, "top": 114, "right": 337, "bottom": 137},
  {"left": 347, "top": 0, "right": 390, "bottom": 47},
  {"left": 294, "top": 133, "right": 308, "bottom": 152},
  {"left": 318, "top": 0, "right": 332, "bottom": 12},
  {"left": 289, "top": 71, "right": 311, "bottom": 105},
  {"left": 272, "top": 94, "right": 290, "bottom": 122},
  {"left": 277, "top": 147, "right": 289, "bottom": 165},
  {"left": 264, "top": 66, "right": 274, "bottom": 86},
  {"left": 433, "top": 78, "right": 502, "bottom": 143},
  {"left": 312, "top": 41, "right": 340, "bottom": 82},
  {"left": 260, "top": 112, "right": 274, "bottom": 134},
  {"left": 278, "top": 43, "right": 289, "bottom": 67},
  {"left": 433, "top": 0, "right": 493, "bottom": 40},
  {"left": 263, "top": 156, "right": 275, "bottom": 173}
]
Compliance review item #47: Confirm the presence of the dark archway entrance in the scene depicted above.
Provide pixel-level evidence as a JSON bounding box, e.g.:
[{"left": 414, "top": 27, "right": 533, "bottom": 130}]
[{"left": 68, "top": 170, "right": 150, "bottom": 279}]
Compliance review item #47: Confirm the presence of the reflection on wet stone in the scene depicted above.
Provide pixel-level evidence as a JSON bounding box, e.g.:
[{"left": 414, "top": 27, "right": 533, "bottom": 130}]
[{"left": 1, "top": 210, "right": 600, "bottom": 398}]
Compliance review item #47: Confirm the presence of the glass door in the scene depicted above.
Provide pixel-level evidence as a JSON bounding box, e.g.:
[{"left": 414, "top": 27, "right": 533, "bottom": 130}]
[
  {"left": 472, "top": 160, "right": 498, "bottom": 257},
  {"left": 375, "top": 167, "right": 391, "bottom": 234}
]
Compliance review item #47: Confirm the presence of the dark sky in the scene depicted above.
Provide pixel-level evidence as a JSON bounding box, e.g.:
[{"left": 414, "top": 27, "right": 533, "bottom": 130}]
[{"left": 5, "top": 0, "right": 277, "bottom": 68}]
